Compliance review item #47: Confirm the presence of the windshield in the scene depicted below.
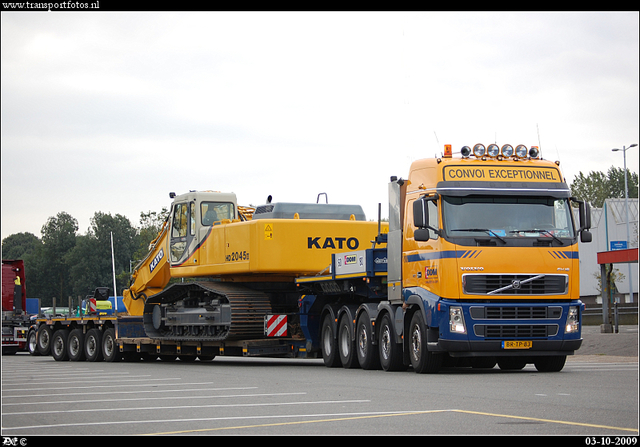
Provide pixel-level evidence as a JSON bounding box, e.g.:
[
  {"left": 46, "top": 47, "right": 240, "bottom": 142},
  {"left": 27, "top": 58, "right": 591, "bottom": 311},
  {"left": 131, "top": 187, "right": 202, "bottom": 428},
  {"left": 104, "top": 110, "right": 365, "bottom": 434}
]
[{"left": 442, "top": 196, "right": 575, "bottom": 242}]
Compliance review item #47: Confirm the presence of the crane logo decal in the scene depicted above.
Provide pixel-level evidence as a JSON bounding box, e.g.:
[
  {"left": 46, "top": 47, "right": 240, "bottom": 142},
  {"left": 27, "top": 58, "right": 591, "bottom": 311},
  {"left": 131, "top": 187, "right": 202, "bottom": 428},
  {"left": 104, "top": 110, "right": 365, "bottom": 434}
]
[
  {"left": 149, "top": 248, "right": 164, "bottom": 273},
  {"left": 307, "top": 237, "right": 359, "bottom": 250}
]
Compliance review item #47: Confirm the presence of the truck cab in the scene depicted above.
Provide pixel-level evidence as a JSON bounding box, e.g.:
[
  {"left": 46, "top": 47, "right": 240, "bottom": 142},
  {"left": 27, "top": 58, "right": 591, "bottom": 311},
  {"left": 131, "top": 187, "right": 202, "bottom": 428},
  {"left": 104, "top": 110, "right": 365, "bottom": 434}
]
[{"left": 390, "top": 144, "right": 592, "bottom": 371}]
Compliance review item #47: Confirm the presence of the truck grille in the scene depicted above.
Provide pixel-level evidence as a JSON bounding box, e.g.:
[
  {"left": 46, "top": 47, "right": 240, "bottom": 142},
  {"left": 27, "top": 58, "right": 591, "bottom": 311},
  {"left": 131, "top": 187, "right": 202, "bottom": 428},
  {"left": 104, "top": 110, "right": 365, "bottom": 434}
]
[
  {"left": 470, "top": 306, "right": 563, "bottom": 320},
  {"left": 474, "top": 324, "right": 558, "bottom": 338},
  {"left": 463, "top": 274, "right": 568, "bottom": 295}
]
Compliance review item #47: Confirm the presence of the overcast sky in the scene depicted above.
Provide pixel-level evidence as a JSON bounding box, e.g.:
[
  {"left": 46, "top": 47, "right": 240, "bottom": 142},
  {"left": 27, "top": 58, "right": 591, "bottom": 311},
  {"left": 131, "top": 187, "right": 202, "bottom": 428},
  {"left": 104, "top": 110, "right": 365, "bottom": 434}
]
[{"left": 1, "top": 11, "right": 639, "bottom": 241}]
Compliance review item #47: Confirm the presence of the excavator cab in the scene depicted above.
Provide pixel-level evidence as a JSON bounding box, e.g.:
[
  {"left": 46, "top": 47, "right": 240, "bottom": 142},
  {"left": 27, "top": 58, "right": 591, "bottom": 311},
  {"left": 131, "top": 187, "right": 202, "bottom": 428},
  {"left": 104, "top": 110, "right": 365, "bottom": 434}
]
[{"left": 167, "top": 191, "right": 239, "bottom": 266}]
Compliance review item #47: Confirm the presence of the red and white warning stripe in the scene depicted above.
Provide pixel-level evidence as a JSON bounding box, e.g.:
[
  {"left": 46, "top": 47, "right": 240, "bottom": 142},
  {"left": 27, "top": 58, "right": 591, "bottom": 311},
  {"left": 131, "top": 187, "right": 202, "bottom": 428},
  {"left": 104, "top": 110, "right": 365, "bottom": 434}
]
[{"left": 265, "top": 315, "right": 287, "bottom": 337}]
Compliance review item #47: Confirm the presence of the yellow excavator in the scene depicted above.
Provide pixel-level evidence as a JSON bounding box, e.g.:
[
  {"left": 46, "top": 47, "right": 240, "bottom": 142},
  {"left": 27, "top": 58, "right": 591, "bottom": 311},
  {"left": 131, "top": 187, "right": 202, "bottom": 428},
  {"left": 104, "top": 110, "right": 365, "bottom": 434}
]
[{"left": 123, "top": 191, "right": 387, "bottom": 343}]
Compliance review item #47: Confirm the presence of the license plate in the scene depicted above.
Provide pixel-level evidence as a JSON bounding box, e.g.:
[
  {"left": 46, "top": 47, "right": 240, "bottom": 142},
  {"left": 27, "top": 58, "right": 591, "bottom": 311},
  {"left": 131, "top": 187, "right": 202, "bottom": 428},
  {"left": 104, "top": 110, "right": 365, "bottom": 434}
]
[{"left": 502, "top": 340, "right": 532, "bottom": 349}]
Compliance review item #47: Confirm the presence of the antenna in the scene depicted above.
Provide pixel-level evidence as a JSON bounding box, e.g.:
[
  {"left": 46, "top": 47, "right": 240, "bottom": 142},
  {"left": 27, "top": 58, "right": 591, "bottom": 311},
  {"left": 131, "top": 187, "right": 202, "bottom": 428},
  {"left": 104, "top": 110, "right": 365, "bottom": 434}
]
[{"left": 536, "top": 123, "right": 542, "bottom": 157}]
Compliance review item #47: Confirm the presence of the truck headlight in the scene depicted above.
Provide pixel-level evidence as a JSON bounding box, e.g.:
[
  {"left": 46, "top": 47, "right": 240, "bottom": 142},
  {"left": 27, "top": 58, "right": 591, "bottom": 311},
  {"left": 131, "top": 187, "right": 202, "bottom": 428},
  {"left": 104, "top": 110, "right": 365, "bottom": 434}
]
[
  {"left": 565, "top": 306, "right": 579, "bottom": 334},
  {"left": 449, "top": 306, "right": 467, "bottom": 334}
]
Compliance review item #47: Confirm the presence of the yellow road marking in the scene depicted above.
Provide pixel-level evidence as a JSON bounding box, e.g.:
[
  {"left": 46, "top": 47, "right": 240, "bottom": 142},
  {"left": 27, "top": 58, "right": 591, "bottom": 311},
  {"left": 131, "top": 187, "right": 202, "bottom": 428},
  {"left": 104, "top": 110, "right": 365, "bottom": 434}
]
[{"left": 144, "top": 409, "right": 638, "bottom": 435}]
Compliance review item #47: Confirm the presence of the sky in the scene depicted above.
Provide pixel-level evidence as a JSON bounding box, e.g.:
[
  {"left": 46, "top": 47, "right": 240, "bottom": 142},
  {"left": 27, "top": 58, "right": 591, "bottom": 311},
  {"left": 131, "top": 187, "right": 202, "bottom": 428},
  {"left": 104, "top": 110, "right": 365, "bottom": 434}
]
[{"left": 1, "top": 11, "right": 639, "bottom": 241}]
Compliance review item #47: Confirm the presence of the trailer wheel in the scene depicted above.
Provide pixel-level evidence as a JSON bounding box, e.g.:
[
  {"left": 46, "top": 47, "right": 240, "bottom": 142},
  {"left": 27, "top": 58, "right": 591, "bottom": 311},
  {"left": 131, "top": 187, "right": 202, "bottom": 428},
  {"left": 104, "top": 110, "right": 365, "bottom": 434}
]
[
  {"left": 36, "top": 325, "right": 52, "bottom": 356},
  {"left": 338, "top": 315, "right": 359, "bottom": 368},
  {"left": 321, "top": 314, "right": 340, "bottom": 367},
  {"left": 67, "top": 329, "right": 85, "bottom": 361},
  {"left": 534, "top": 355, "right": 566, "bottom": 372},
  {"left": 378, "top": 313, "right": 406, "bottom": 371},
  {"left": 84, "top": 328, "right": 103, "bottom": 362},
  {"left": 28, "top": 329, "right": 40, "bottom": 356},
  {"left": 356, "top": 313, "right": 380, "bottom": 370},
  {"left": 409, "top": 312, "right": 442, "bottom": 374},
  {"left": 51, "top": 329, "right": 69, "bottom": 361},
  {"left": 102, "top": 328, "right": 121, "bottom": 362}
]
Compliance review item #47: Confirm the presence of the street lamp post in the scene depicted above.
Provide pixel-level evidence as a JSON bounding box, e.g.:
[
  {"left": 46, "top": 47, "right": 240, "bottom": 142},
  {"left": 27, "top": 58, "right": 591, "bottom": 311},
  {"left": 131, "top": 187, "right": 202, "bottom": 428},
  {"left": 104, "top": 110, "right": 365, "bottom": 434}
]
[{"left": 612, "top": 143, "right": 638, "bottom": 304}]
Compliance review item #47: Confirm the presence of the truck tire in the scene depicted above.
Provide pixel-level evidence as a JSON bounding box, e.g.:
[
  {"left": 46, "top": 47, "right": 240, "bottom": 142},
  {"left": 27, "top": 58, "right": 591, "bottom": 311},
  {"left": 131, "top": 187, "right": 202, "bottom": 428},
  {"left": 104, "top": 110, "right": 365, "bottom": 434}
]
[
  {"left": 378, "top": 313, "right": 406, "bottom": 371},
  {"left": 321, "top": 314, "right": 340, "bottom": 367},
  {"left": 36, "top": 325, "right": 52, "bottom": 356},
  {"left": 51, "top": 329, "right": 69, "bottom": 361},
  {"left": 84, "top": 328, "right": 103, "bottom": 362},
  {"left": 409, "top": 312, "right": 442, "bottom": 374},
  {"left": 534, "top": 355, "right": 566, "bottom": 372},
  {"left": 497, "top": 357, "right": 527, "bottom": 371},
  {"left": 67, "top": 329, "right": 85, "bottom": 361},
  {"left": 338, "top": 314, "right": 359, "bottom": 368},
  {"left": 102, "top": 328, "right": 122, "bottom": 362},
  {"left": 356, "top": 313, "right": 380, "bottom": 370},
  {"left": 28, "top": 329, "right": 40, "bottom": 356}
]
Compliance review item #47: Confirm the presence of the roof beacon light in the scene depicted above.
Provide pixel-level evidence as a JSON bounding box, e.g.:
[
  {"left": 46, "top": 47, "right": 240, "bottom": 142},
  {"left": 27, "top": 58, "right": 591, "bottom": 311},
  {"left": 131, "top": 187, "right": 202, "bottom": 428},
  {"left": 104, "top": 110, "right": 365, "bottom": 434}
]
[
  {"left": 529, "top": 146, "right": 540, "bottom": 158},
  {"left": 515, "top": 144, "right": 528, "bottom": 158},
  {"left": 501, "top": 144, "right": 514, "bottom": 158},
  {"left": 487, "top": 144, "right": 500, "bottom": 157},
  {"left": 473, "top": 144, "right": 486, "bottom": 157},
  {"left": 444, "top": 144, "right": 452, "bottom": 158}
]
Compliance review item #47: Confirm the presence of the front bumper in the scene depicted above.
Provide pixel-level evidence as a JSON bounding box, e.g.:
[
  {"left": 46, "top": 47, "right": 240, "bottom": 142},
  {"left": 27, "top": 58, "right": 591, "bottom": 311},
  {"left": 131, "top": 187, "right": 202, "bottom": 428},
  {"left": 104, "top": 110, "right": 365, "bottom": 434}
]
[{"left": 433, "top": 338, "right": 582, "bottom": 357}]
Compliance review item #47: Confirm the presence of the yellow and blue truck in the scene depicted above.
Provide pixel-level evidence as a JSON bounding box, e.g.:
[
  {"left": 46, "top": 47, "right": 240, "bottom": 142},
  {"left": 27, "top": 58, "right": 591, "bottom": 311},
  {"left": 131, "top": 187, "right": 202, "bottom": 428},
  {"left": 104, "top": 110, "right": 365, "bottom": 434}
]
[{"left": 30, "top": 143, "right": 592, "bottom": 373}]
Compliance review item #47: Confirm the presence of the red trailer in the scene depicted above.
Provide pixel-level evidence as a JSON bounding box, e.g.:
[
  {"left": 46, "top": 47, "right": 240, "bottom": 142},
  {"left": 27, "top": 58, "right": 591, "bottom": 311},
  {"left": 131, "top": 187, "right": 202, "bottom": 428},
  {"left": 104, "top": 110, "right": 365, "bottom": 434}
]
[{"left": 2, "top": 259, "right": 29, "bottom": 354}]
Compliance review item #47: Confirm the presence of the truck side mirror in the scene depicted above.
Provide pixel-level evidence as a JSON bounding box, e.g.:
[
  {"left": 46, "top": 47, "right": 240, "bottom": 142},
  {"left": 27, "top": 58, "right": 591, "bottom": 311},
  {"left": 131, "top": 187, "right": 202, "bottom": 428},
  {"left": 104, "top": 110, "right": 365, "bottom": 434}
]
[
  {"left": 414, "top": 229, "right": 431, "bottom": 242},
  {"left": 413, "top": 198, "right": 428, "bottom": 229},
  {"left": 413, "top": 196, "right": 440, "bottom": 242},
  {"left": 573, "top": 198, "right": 592, "bottom": 243},
  {"left": 579, "top": 201, "right": 592, "bottom": 230}
]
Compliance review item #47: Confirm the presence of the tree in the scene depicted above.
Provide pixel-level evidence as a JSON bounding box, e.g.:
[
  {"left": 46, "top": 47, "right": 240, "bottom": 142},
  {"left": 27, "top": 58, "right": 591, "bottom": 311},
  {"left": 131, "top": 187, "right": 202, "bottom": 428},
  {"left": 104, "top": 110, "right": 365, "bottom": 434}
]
[
  {"left": 133, "top": 208, "right": 170, "bottom": 265},
  {"left": 1, "top": 232, "right": 41, "bottom": 259},
  {"left": 570, "top": 166, "right": 638, "bottom": 208},
  {"left": 40, "top": 212, "right": 78, "bottom": 306},
  {"left": 66, "top": 212, "right": 137, "bottom": 298},
  {"left": 607, "top": 166, "right": 639, "bottom": 200}
]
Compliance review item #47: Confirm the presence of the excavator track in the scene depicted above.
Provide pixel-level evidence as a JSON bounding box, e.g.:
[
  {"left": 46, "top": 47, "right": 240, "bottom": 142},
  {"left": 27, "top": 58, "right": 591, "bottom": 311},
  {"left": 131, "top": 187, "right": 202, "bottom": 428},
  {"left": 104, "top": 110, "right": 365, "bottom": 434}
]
[{"left": 143, "top": 281, "right": 272, "bottom": 342}]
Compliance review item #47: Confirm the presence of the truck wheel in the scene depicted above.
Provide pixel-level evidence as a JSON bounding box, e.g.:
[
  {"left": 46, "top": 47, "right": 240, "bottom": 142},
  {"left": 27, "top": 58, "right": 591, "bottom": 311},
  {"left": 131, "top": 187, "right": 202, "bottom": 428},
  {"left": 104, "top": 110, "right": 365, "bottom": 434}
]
[
  {"left": 534, "top": 355, "right": 566, "bottom": 372},
  {"left": 338, "top": 315, "right": 359, "bottom": 368},
  {"left": 67, "top": 329, "right": 85, "bottom": 361},
  {"left": 28, "top": 329, "right": 40, "bottom": 356},
  {"left": 497, "top": 357, "right": 527, "bottom": 371},
  {"left": 321, "top": 314, "right": 340, "bottom": 367},
  {"left": 409, "top": 312, "right": 442, "bottom": 374},
  {"left": 471, "top": 357, "right": 497, "bottom": 369},
  {"left": 102, "top": 328, "right": 121, "bottom": 362},
  {"left": 36, "top": 325, "right": 52, "bottom": 356},
  {"left": 84, "top": 328, "right": 103, "bottom": 362},
  {"left": 378, "top": 313, "right": 406, "bottom": 371},
  {"left": 356, "top": 313, "right": 380, "bottom": 370},
  {"left": 51, "top": 329, "right": 69, "bottom": 361}
]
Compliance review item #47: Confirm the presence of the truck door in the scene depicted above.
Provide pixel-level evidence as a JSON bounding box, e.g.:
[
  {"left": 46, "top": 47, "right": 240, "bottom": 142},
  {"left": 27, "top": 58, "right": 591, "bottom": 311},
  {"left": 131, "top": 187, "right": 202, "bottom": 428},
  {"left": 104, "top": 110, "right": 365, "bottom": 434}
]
[{"left": 169, "top": 201, "right": 198, "bottom": 265}]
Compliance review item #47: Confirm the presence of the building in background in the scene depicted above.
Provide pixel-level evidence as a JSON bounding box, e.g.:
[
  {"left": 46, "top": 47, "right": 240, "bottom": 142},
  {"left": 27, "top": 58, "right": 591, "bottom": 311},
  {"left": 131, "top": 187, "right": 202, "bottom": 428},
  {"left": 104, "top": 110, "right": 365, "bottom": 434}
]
[{"left": 578, "top": 198, "right": 638, "bottom": 306}]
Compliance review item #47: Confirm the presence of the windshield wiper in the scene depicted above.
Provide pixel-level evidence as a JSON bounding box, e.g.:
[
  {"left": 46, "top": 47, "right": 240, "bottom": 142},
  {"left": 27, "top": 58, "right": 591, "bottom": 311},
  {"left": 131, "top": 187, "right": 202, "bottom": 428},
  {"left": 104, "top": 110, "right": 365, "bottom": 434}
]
[
  {"left": 451, "top": 228, "right": 506, "bottom": 244},
  {"left": 509, "top": 229, "right": 564, "bottom": 245}
]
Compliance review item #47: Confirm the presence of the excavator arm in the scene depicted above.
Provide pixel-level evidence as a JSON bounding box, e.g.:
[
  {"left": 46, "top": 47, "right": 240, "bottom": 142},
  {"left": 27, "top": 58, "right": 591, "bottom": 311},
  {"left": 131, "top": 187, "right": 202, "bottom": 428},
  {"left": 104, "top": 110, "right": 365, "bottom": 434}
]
[{"left": 123, "top": 220, "right": 171, "bottom": 316}]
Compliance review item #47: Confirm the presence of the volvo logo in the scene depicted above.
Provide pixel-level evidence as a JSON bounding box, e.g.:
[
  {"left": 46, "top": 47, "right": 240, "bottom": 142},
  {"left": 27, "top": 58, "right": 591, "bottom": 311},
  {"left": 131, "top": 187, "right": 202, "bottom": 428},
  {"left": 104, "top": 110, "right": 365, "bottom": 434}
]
[{"left": 511, "top": 279, "right": 521, "bottom": 290}]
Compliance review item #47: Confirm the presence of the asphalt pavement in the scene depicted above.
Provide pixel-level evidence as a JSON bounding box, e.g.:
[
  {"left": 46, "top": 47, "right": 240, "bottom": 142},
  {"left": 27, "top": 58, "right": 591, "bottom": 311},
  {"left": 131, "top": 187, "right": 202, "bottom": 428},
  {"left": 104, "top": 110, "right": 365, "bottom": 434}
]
[{"left": 569, "top": 324, "right": 638, "bottom": 362}]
